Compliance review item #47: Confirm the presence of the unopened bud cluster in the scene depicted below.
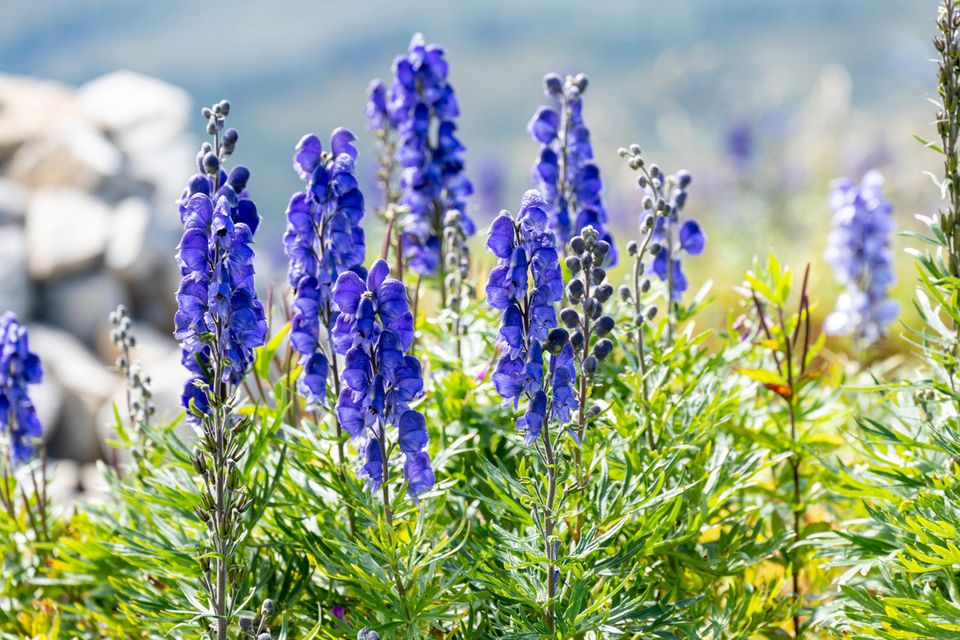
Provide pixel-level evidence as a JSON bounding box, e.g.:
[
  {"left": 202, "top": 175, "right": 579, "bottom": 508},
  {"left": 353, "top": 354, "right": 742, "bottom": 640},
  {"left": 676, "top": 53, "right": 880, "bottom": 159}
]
[
  {"left": 935, "top": 1, "right": 960, "bottom": 274},
  {"left": 442, "top": 207, "right": 472, "bottom": 312},
  {"left": 561, "top": 226, "right": 616, "bottom": 377},
  {"left": 197, "top": 99, "right": 238, "bottom": 185},
  {"left": 109, "top": 305, "right": 155, "bottom": 431}
]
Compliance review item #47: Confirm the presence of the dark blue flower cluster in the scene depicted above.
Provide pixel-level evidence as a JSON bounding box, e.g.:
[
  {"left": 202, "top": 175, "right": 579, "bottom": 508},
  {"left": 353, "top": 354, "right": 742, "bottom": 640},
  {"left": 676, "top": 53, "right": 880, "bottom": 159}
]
[
  {"left": 824, "top": 170, "right": 898, "bottom": 343},
  {"left": 368, "top": 33, "right": 475, "bottom": 275},
  {"left": 486, "top": 190, "right": 577, "bottom": 444},
  {"left": 0, "top": 312, "right": 43, "bottom": 464},
  {"left": 529, "top": 73, "right": 617, "bottom": 265},
  {"left": 175, "top": 193, "right": 267, "bottom": 413},
  {"left": 284, "top": 129, "right": 367, "bottom": 407},
  {"left": 331, "top": 260, "right": 433, "bottom": 497},
  {"left": 648, "top": 170, "right": 704, "bottom": 300},
  {"left": 177, "top": 112, "right": 259, "bottom": 238}
]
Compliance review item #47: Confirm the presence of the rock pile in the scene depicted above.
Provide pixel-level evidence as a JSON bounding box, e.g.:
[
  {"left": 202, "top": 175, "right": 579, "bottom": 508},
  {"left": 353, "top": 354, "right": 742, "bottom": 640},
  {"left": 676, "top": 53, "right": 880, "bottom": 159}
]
[{"left": 0, "top": 70, "right": 197, "bottom": 494}]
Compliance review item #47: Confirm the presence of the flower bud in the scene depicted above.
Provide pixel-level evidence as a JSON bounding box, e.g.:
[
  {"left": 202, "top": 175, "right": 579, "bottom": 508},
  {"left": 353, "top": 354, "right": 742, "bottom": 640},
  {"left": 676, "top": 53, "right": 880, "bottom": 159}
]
[
  {"left": 594, "top": 315, "right": 615, "bottom": 337},
  {"left": 570, "top": 236, "right": 586, "bottom": 255},
  {"left": 544, "top": 73, "right": 563, "bottom": 96},
  {"left": 594, "top": 240, "right": 610, "bottom": 260},
  {"left": 203, "top": 152, "right": 220, "bottom": 175},
  {"left": 565, "top": 255, "right": 582, "bottom": 273},
  {"left": 218, "top": 100, "right": 231, "bottom": 116},
  {"left": 559, "top": 308, "right": 581, "bottom": 329},
  {"left": 582, "top": 355, "right": 598, "bottom": 375},
  {"left": 545, "top": 328, "right": 570, "bottom": 354},
  {"left": 591, "top": 267, "right": 606, "bottom": 285},
  {"left": 567, "top": 279, "right": 584, "bottom": 298},
  {"left": 571, "top": 331, "right": 584, "bottom": 350},
  {"left": 593, "top": 338, "right": 614, "bottom": 360},
  {"left": 627, "top": 241, "right": 639, "bottom": 256},
  {"left": 594, "top": 283, "right": 614, "bottom": 304},
  {"left": 646, "top": 306, "right": 658, "bottom": 320},
  {"left": 261, "top": 599, "right": 274, "bottom": 616},
  {"left": 222, "top": 127, "right": 239, "bottom": 146},
  {"left": 618, "top": 285, "right": 632, "bottom": 301}
]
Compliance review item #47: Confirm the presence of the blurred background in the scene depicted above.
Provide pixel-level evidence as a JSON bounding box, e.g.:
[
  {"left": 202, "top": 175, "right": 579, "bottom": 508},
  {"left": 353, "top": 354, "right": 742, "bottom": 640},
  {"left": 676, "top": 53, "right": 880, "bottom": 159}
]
[{"left": 0, "top": 0, "right": 940, "bottom": 491}]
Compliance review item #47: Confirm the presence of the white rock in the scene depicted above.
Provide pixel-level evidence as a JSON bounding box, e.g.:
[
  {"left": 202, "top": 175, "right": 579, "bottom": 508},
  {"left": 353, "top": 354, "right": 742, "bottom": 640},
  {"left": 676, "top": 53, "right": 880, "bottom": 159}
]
[
  {"left": 46, "top": 459, "right": 81, "bottom": 505},
  {"left": 42, "top": 270, "right": 129, "bottom": 346},
  {"left": 79, "top": 463, "right": 109, "bottom": 502},
  {"left": 0, "top": 225, "right": 32, "bottom": 318},
  {"left": 27, "top": 189, "right": 111, "bottom": 279},
  {"left": 77, "top": 70, "right": 190, "bottom": 144},
  {"left": 0, "top": 179, "right": 28, "bottom": 224},
  {"left": 9, "top": 118, "right": 123, "bottom": 191},
  {"left": 0, "top": 74, "right": 76, "bottom": 162},
  {"left": 28, "top": 324, "right": 118, "bottom": 463},
  {"left": 105, "top": 198, "right": 157, "bottom": 280},
  {"left": 32, "top": 373, "right": 64, "bottom": 443}
]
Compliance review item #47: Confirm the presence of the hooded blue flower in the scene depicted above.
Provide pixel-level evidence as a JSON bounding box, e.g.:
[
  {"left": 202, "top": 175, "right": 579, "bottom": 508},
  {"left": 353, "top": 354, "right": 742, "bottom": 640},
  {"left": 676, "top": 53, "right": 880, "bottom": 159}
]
[
  {"left": 332, "top": 259, "right": 432, "bottom": 497},
  {"left": 485, "top": 190, "right": 578, "bottom": 443},
  {"left": 284, "top": 129, "right": 368, "bottom": 407},
  {"left": 529, "top": 74, "right": 617, "bottom": 265},
  {"left": 0, "top": 313, "right": 42, "bottom": 464},
  {"left": 175, "top": 190, "right": 267, "bottom": 414},
  {"left": 369, "top": 33, "right": 474, "bottom": 275},
  {"left": 649, "top": 170, "right": 704, "bottom": 300},
  {"left": 824, "top": 170, "right": 898, "bottom": 343}
]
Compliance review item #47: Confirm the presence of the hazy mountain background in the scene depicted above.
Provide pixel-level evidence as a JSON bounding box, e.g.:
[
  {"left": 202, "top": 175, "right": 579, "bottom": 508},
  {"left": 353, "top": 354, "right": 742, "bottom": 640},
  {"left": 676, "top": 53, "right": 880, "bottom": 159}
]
[{"left": 2, "top": 1, "right": 938, "bottom": 281}]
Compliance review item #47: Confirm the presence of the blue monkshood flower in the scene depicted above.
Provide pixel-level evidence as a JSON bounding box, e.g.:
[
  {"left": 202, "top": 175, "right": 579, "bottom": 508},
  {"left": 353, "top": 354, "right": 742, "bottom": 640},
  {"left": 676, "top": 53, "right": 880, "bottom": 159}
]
[
  {"left": 824, "top": 170, "right": 898, "bottom": 343},
  {"left": 369, "top": 33, "right": 475, "bottom": 275},
  {"left": 178, "top": 162, "right": 260, "bottom": 237},
  {"left": 485, "top": 190, "right": 578, "bottom": 443},
  {"left": 284, "top": 129, "right": 367, "bottom": 407},
  {"left": 332, "top": 259, "right": 432, "bottom": 497},
  {"left": 649, "top": 170, "right": 704, "bottom": 300},
  {"left": 0, "top": 313, "right": 42, "bottom": 464},
  {"left": 528, "top": 74, "right": 617, "bottom": 264},
  {"left": 175, "top": 192, "right": 267, "bottom": 414}
]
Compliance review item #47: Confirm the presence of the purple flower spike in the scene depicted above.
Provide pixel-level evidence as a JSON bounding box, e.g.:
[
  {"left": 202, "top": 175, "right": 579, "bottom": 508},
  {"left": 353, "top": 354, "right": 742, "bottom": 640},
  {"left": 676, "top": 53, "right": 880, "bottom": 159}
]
[
  {"left": 484, "top": 190, "right": 577, "bottom": 444},
  {"left": 529, "top": 73, "right": 617, "bottom": 265},
  {"left": 332, "top": 259, "right": 434, "bottom": 499},
  {"left": 824, "top": 170, "right": 898, "bottom": 344},
  {"left": 0, "top": 313, "right": 43, "bottom": 464},
  {"left": 284, "top": 128, "right": 368, "bottom": 409},
  {"left": 368, "top": 33, "right": 474, "bottom": 275}
]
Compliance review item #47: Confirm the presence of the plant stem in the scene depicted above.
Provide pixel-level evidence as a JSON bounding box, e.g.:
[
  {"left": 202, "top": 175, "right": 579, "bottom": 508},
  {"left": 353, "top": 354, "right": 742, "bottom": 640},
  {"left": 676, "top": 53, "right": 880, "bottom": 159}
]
[{"left": 540, "top": 403, "right": 558, "bottom": 633}]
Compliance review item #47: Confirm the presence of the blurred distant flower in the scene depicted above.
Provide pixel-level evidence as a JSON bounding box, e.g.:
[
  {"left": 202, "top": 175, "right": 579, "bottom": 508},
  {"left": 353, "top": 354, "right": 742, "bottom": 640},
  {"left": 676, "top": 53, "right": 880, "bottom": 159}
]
[
  {"left": 371, "top": 33, "right": 474, "bottom": 275},
  {"left": 475, "top": 155, "right": 505, "bottom": 216},
  {"left": 332, "top": 260, "right": 432, "bottom": 497},
  {"left": 284, "top": 129, "right": 367, "bottom": 407},
  {"left": 824, "top": 170, "right": 898, "bottom": 344},
  {"left": 723, "top": 119, "right": 754, "bottom": 169},
  {"left": 0, "top": 312, "right": 42, "bottom": 464},
  {"left": 529, "top": 73, "right": 616, "bottom": 264}
]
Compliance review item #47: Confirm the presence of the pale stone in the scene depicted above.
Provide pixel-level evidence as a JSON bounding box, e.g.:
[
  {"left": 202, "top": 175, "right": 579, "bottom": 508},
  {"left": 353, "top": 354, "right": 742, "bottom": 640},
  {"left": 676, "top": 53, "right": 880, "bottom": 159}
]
[
  {"left": 42, "top": 270, "right": 129, "bottom": 346},
  {"left": 0, "top": 225, "right": 32, "bottom": 318},
  {"left": 0, "top": 74, "right": 76, "bottom": 163},
  {"left": 8, "top": 118, "right": 123, "bottom": 191},
  {"left": 27, "top": 189, "right": 110, "bottom": 279}
]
